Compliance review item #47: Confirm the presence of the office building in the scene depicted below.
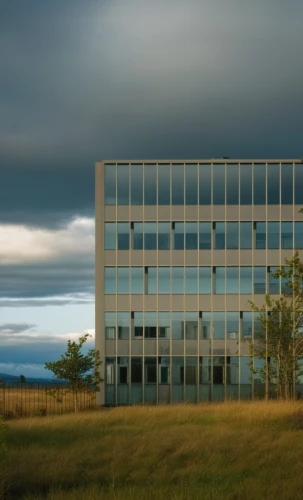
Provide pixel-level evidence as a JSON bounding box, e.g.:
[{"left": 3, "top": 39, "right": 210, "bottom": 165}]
[{"left": 95, "top": 159, "right": 303, "bottom": 404}]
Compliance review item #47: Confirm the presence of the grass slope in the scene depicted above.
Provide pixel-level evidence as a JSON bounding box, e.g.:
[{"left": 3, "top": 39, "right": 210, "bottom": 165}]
[{"left": 4, "top": 402, "right": 303, "bottom": 500}]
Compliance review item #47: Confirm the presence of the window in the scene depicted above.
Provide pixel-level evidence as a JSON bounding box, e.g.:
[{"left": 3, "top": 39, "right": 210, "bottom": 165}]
[
  {"left": 295, "top": 222, "right": 303, "bottom": 249},
  {"left": 240, "top": 164, "right": 252, "bottom": 205},
  {"left": 105, "top": 312, "right": 116, "bottom": 339},
  {"left": 144, "top": 312, "right": 157, "bottom": 338},
  {"left": 199, "top": 267, "right": 211, "bottom": 293},
  {"left": 131, "top": 267, "right": 143, "bottom": 294},
  {"left": 131, "top": 358, "right": 142, "bottom": 383},
  {"left": 185, "top": 222, "right": 198, "bottom": 249},
  {"left": 145, "top": 358, "right": 157, "bottom": 383},
  {"left": 213, "top": 164, "right": 225, "bottom": 204},
  {"left": 240, "top": 222, "right": 252, "bottom": 249},
  {"left": 172, "top": 267, "right": 184, "bottom": 294},
  {"left": 158, "top": 312, "right": 170, "bottom": 339},
  {"left": 199, "top": 164, "right": 211, "bottom": 204},
  {"left": 281, "top": 222, "right": 293, "bottom": 249},
  {"left": 226, "top": 222, "right": 239, "bottom": 249},
  {"left": 133, "top": 313, "right": 143, "bottom": 338},
  {"left": 158, "top": 222, "right": 170, "bottom": 250},
  {"left": 147, "top": 267, "right": 157, "bottom": 294},
  {"left": 183, "top": 358, "right": 197, "bottom": 384},
  {"left": 295, "top": 164, "right": 303, "bottom": 205},
  {"left": 174, "top": 223, "right": 184, "bottom": 249},
  {"left": 144, "top": 222, "right": 157, "bottom": 250},
  {"left": 254, "top": 164, "right": 266, "bottom": 205},
  {"left": 117, "top": 164, "right": 129, "bottom": 205},
  {"left": 226, "top": 164, "right": 239, "bottom": 204},
  {"left": 200, "top": 312, "right": 211, "bottom": 339},
  {"left": 117, "top": 222, "right": 129, "bottom": 250},
  {"left": 267, "top": 164, "right": 280, "bottom": 204},
  {"left": 254, "top": 267, "right": 266, "bottom": 294},
  {"left": 240, "top": 267, "right": 252, "bottom": 294},
  {"left": 117, "top": 267, "right": 130, "bottom": 294},
  {"left": 267, "top": 222, "right": 279, "bottom": 249},
  {"left": 118, "top": 312, "right": 130, "bottom": 340},
  {"left": 131, "top": 164, "right": 143, "bottom": 205},
  {"left": 242, "top": 312, "right": 253, "bottom": 339},
  {"left": 256, "top": 222, "right": 266, "bottom": 249},
  {"left": 185, "top": 312, "right": 198, "bottom": 339},
  {"left": 226, "top": 267, "right": 239, "bottom": 294},
  {"left": 185, "top": 267, "right": 198, "bottom": 294},
  {"left": 213, "top": 312, "right": 225, "bottom": 339},
  {"left": 106, "top": 359, "right": 115, "bottom": 384},
  {"left": 215, "top": 222, "right": 225, "bottom": 249},
  {"left": 118, "top": 358, "right": 128, "bottom": 384},
  {"left": 104, "top": 164, "right": 116, "bottom": 205},
  {"left": 105, "top": 268, "right": 116, "bottom": 294},
  {"left": 144, "top": 164, "right": 157, "bottom": 205},
  {"left": 226, "top": 312, "right": 239, "bottom": 340},
  {"left": 172, "top": 313, "right": 183, "bottom": 339},
  {"left": 105, "top": 222, "right": 116, "bottom": 249},
  {"left": 281, "top": 164, "right": 293, "bottom": 204},
  {"left": 158, "top": 267, "right": 170, "bottom": 294},
  {"left": 158, "top": 164, "right": 170, "bottom": 205},
  {"left": 159, "top": 358, "right": 170, "bottom": 383},
  {"left": 185, "top": 164, "right": 198, "bottom": 205},
  {"left": 269, "top": 266, "right": 280, "bottom": 294},
  {"left": 133, "top": 223, "right": 143, "bottom": 250},
  {"left": 172, "top": 164, "right": 184, "bottom": 205},
  {"left": 199, "top": 222, "right": 211, "bottom": 249},
  {"left": 215, "top": 267, "right": 225, "bottom": 294}
]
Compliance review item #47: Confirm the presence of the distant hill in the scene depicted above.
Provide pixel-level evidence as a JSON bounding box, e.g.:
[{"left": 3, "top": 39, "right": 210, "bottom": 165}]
[
  {"left": 0, "top": 373, "right": 55, "bottom": 383},
  {"left": 0, "top": 373, "right": 19, "bottom": 381}
]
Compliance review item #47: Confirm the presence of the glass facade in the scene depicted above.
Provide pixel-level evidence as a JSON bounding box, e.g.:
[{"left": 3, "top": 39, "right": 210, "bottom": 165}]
[{"left": 99, "top": 160, "right": 303, "bottom": 405}]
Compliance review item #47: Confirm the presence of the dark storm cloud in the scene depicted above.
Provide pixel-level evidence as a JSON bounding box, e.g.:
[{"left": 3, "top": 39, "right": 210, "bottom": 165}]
[{"left": 1, "top": 0, "right": 303, "bottom": 226}]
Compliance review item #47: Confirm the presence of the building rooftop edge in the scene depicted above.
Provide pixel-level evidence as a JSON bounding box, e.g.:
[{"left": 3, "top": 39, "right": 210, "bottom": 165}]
[{"left": 96, "top": 159, "right": 303, "bottom": 164}]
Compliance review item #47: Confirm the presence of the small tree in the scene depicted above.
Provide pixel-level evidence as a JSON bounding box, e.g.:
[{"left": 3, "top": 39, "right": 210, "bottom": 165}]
[
  {"left": 19, "top": 375, "right": 26, "bottom": 384},
  {"left": 45, "top": 334, "right": 103, "bottom": 412},
  {"left": 250, "top": 251, "right": 303, "bottom": 400}
]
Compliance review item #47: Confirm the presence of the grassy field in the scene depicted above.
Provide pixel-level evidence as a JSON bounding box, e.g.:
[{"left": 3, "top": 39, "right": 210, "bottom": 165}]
[{"left": 3, "top": 401, "right": 303, "bottom": 499}]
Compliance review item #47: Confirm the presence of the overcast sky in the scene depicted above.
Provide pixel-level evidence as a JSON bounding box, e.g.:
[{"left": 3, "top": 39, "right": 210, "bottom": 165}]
[{"left": 1, "top": 0, "right": 303, "bottom": 377}]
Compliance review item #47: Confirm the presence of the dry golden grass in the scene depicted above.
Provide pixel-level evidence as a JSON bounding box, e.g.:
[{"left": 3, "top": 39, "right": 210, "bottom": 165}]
[
  {"left": 0, "top": 386, "right": 96, "bottom": 418},
  {"left": 4, "top": 401, "right": 303, "bottom": 499}
]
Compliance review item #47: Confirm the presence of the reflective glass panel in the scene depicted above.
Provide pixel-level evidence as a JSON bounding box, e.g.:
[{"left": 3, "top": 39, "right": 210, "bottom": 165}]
[
  {"left": 131, "top": 357, "right": 142, "bottom": 382},
  {"left": 131, "top": 267, "right": 143, "bottom": 294},
  {"left": 148, "top": 267, "right": 157, "bottom": 294},
  {"left": 281, "top": 164, "right": 293, "bottom": 204},
  {"left": 174, "top": 223, "right": 184, "bottom": 250},
  {"left": 295, "top": 222, "right": 303, "bottom": 248},
  {"left": 185, "top": 267, "right": 198, "bottom": 294},
  {"left": 117, "top": 164, "right": 129, "bottom": 205},
  {"left": 105, "top": 268, "right": 116, "bottom": 294},
  {"left": 240, "top": 222, "right": 252, "bottom": 249},
  {"left": 254, "top": 164, "right": 266, "bottom": 204},
  {"left": 185, "top": 222, "right": 198, "bottom": 249},
  {"left": 256, "top": 222, "right": 266, "bottom": 249},
  {"left": 105, "top": 222, "right": 116, "bottom": 249},
  {"left": 226, "top": 267, "right": 239, "bottom": 293},
  {"left": 267, "top": 164, "right": 280, "bottom": 204},
  {"left": 281, "top": 222, "right": 293, "bottom": 249},
  {"left": 199, "top": 267, "right": 211, "bottom": 293},
  {"left": 215, "top": 267, "right": 225, "bottom": 294},
  {"left": 117, "top": 223, "right": 130, "bottom": 250},
  {"left": 144, "top": 312, "right": 157, "bottom": 338},
  {"left": 242, "top": 312, "right": 253, "bottom": 339},
  {"left": 172, "top": 267, "right": 184, "bottom": 294},
  {"left": 117, "top": 267, "right": 130, "bottom": 294},
  {"left": 185, "top": 164, "right": 198, "bottom": 205},
  {"left": 158, "top": 312, "right": 170, "bottom": 339},
  {"left": 185, "top": 312, "right": 198, "bottom": 339},
  {"left": 215, "top": 222, "right": 225, "bottom": 249},
  {"left": 118, "top": 312, "right": 130, "bottom": 340},
  {"left": 253, "top": 312, "right": 263, "bottom": 338},
  {"left": 104, "top": 165, "right": 116, "bottom": 205},
  {"left": 295, "top": 164, "right": 303, "bottom": 204},
  {"left": 158, "top": 164, "right": 170, "bottom": 205},
  {"left": 133, "top": 314, "right": 143, "bottom": 338},
  {"left": 144, "top": 222, "right": 157, "bottom": 250},
  {"left": 226, "top": 312, "right": 239, "bottom": 340},
  {"left": 226, "top": 164, "right": 239, "bottom": 204},
  {"left": 199, "top": 222, "right": 211, "bottom": 249},
  {"left": 213, "top": 164, "right": 225, "bottom": 205},
  {"left": 240, "top": 267, "right": 252, "bottom": 294},
  {"left": 226, "top": 222, "right": 239, "bottom": 249},
  {"left": 201, "top": 312, "right": 211, "bottom": 339},
  {"left": 144, "top": 164, "right": 157, "bottom": 205},
  {"left": 171, "top": 164, "right": 184, "bottom": 205},
  {"left": 240, "top": 164, "right": 252, "bottom": 205},
  {"left": 105, "top": 312, "right": 116, "bottom": 339},
  {"left": 269, "top": 266, "right": 280, "bottom": 294},
  {"left": 133, "top": 223, "right": 143, "bottom": 250},
  {"left": 199, "top": 164, "right": 211, "bottom": 204},
  {"left": 254, "top": 267, "right": 266, "bottom": 294},
  {"left": 267, "top": 222, "right": 280, "bottom": 249},
  {"left": 158, "top": 267, "right": 170, "bottom": 294},
  {"left": 213, "top": 312, "right": 225, "bottom": 339},
  {"left": 158, "top": 222, "right": 171, "bottom": 250},
  {"left": 172, "top": 312, "right": 183, "bottom": 339},
  {"left": 130, "top": 164, "right": 143, "bottom": 205}
]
